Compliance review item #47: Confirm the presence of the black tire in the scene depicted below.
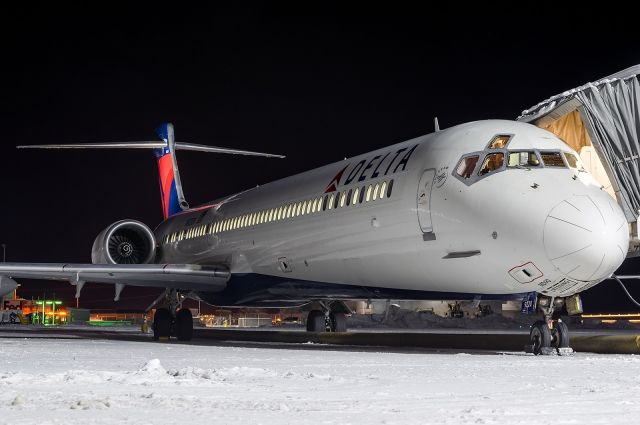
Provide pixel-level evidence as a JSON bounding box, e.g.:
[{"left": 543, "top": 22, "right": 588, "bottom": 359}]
[
  {"left": 330, "top": 312, "right": 347, "bottom": 332},
  {"left": 306, "top": 310, "right": 326, "bottom": 332},
  {"left": 153, "top": 308, "right": 172, "bottom": 341},
  {"left": 530, "top": 320, "right": 551, "bottom": 355},
  {"left": 175, "top": 308, "right": 193, "bottom": 341},
  {"left": 552, "top": 321, "right": 570, "bottom": 348}
]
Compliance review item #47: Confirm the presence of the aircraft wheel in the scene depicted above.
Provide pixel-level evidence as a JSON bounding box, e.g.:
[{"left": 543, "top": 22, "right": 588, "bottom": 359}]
[
  {"left": 306, "top": 310, "right": 326, "bottom": 332},
  {"left": 530, "top": 320, "right": 551, "bottom": 355},
  {"left": 175, "top": 308, "right": 194, "bottom": 341},
  {"left": 552, "top": 321, "right": 570, "bottom": 348},
  {"left": 330, "top": 312, "right": 347, "bottom": 332},
  {"left": 153, "top": 308, "right": 172, "bottom": 341}
]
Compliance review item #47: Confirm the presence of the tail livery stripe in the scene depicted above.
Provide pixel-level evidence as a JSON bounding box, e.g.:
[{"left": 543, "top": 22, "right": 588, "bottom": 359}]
[{"left": 155, "top": 147, "right": 182, "bottom": 219}]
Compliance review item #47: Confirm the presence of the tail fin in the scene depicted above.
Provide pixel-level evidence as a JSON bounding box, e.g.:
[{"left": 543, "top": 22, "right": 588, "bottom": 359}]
[
  {"left": 154, "top": 123, "right": 187, "bottom": 219},
  {"left": 17, "top": 123, "right": 285, "bottom": 220}
]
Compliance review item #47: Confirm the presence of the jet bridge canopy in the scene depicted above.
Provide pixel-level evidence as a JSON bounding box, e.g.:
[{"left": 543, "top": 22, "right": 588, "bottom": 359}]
[{"left": 518, "top": 65, "right": 640, "bottom": 225}]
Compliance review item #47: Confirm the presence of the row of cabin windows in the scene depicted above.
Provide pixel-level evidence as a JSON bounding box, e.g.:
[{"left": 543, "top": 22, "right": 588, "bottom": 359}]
[{"left": 162, "top": 179, "right": 394, "bottom": 244}]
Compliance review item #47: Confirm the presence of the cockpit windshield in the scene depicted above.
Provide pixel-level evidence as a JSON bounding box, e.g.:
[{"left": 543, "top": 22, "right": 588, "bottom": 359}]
[
  {"left": 453, "top": 133, "right": 574, "bottom": 185},
  {"left": 540, "top": 152, "right": 566, "bottom": 167},
  {"left": 563, "top": 152, "right": 579, "bottom": 168},
  {"left": 479, "top": 153, "right": 504, "bottom": 176},
  {"left": 508, "top": 151, "right": 540, "bottom": 168},
  {"left": 456, "top": 155, "right": 480, "bottom": 179}
]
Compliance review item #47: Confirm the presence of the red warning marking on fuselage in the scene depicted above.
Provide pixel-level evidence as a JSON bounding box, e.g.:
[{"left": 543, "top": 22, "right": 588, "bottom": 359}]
[{"left": 325, "top": 165, "right": 349, "bottom": 193}]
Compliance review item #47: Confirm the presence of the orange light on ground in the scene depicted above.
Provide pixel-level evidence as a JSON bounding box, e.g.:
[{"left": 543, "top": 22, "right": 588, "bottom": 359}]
[{"left": 582, "top": 313, "right": 640, "bottom": 319}]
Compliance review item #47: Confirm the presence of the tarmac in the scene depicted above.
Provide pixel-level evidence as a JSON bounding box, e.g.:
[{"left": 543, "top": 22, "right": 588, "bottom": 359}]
[{"left": 0, "top": 324, "right": 638, "bottom": 354}]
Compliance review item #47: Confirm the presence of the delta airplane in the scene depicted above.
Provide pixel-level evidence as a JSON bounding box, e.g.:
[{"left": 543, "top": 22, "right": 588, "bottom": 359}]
[{"left": 0, "top": 118, "right": 630, "bottom": 355}]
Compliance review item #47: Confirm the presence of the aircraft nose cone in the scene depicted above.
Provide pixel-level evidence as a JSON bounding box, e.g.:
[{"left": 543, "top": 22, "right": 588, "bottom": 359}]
[{"left": 543, "top": 194, "right": 629, "bottom": 281}]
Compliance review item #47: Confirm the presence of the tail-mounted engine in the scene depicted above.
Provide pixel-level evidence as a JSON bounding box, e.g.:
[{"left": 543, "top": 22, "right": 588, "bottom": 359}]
[{"left": 91, "top": 220, "right": 157, "bottom": 264}]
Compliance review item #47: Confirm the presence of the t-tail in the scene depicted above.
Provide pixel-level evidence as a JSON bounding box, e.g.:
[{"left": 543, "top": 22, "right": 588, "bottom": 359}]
[{"left": 17, "top": 123, "right": 285, "bottom": 220}]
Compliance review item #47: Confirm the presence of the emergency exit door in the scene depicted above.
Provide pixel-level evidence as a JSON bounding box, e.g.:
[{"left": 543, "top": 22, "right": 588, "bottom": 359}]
[{"left": 417, "top": 169, "right": 435, "bottom": 233}]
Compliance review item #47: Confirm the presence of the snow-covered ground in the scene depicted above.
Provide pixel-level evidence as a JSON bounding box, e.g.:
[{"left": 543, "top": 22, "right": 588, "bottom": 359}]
[{"left": 0, "top": 337, "right": 638, "bottom": 425}]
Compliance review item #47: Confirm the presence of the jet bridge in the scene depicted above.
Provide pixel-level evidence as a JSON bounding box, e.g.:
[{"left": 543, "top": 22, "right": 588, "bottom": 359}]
[{"left": 518, "top": 64, "right": 640, "bottom": 257}]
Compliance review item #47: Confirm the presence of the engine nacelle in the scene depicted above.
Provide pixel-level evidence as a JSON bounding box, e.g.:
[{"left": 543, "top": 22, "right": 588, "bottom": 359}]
[{"left": 91, "top": 220, "right": 157, "bottom": 264}]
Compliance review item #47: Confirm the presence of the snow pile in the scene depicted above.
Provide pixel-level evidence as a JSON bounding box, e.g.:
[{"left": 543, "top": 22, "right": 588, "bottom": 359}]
[
  {"left": 348, "top": 305, "right": 537, "bottom": 330},
  {"left": 0, "top": 338, "right": 638, "bottom": 424}
]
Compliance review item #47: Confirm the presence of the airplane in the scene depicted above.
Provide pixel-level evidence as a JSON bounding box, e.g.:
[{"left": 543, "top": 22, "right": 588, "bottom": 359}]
[{"left": 1, "top": 72, "right": 637, "bottom": 355}]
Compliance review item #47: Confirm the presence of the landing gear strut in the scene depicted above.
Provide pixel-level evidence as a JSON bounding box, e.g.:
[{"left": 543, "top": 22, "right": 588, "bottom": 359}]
[
  {"left": 152, "top": 289, "right": 193, "bottom": 341},
  {"left": 526, "top": 297, "right": 573, "bottom": 356},
  {"left": 306, "top": 302, "right": 348, "bottom": 333}
]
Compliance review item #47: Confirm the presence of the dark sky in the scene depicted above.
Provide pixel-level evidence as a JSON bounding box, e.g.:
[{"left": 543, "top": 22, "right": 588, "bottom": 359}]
[{"left": 1, "top": 4, "right": 639, "bottom": 312}]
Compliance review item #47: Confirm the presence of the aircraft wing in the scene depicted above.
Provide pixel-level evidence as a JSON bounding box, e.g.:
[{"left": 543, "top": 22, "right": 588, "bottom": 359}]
[{"left": 0, "top": 263, "right": 230, "bottom": 294}]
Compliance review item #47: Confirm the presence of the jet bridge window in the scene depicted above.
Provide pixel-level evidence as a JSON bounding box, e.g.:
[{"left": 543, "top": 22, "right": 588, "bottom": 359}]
[
  {"left": 479, "top": 153, "right": 504, "bottom": 176},
  {"left": 455, "top": 155, "right": 480, "bottom": 179},
  {"left": 540, "top": 152, "right": 566, "bottom": 167},
  {"left": 508, "top": 151, "right": 540, "bottom": 168}
]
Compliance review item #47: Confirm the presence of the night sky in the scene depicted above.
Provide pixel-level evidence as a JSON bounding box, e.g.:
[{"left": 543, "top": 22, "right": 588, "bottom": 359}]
[{"left": 1, "top": 5, "right": 639, "bottom": 312}]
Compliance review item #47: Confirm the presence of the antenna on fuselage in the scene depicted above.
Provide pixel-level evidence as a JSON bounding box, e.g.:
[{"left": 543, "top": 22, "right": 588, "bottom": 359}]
[{"left": 434, "top": 117, "right": 440, "bottom": 132}]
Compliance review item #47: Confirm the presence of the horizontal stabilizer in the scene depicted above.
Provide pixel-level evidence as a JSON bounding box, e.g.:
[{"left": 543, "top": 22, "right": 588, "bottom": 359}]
[{"left": 17, "top": 142, "right": 285, "bottom": 158}]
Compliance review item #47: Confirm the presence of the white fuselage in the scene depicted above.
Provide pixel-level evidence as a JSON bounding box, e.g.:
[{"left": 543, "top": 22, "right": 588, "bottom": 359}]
[{"left": 156, "top": 120, "right": 629, "bottom": 302}]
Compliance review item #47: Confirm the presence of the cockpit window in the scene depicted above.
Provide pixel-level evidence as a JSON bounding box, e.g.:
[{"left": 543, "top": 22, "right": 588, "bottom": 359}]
[
  {"left": 540, "top": 152, "right": 566, "bottom": 167},
  {"left": 563, "top": 152, "right": 579, "bottom": 168},
  {"left": 487, "top": 135, "right": 512, "bottom": 149},
  {"left": 456, "top": 155, "right": 480, "bottom": 179},
  {"left": 479, "top": 153, "right": 504, "bottom": 176},
  {"left": 508, "top": 151, "right": 540, "bottom": 168}
]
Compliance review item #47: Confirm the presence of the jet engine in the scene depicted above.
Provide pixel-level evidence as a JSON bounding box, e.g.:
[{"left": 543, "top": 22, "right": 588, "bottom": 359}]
[{"left": 91, "top": 220, "right": 157, "bottom": 264}]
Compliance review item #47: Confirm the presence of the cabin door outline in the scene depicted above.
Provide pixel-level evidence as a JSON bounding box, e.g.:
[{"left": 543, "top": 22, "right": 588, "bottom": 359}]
[{"left": 417, "top": 169, "right": 435, "bottom": 233}]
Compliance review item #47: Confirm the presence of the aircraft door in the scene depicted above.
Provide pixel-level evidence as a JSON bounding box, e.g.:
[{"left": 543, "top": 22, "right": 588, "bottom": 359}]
[{"left": 417, "top": 169, "right": 435, "bottom": 233}]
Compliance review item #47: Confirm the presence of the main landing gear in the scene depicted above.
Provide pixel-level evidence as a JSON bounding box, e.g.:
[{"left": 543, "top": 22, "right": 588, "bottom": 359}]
[
  {"left": 526, "top": 297, "right": 573, "bottom": 356},
  {"left": 152, "top": 289, "right": 193, "bottom": 341},
  {"left": 306, "top": 302, "right": 348, "bottom": 333}
]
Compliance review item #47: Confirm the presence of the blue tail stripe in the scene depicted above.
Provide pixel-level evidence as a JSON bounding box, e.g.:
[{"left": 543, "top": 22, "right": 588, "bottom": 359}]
[{"left": 167, "top": 180, "right": 181, "bottom": 217}]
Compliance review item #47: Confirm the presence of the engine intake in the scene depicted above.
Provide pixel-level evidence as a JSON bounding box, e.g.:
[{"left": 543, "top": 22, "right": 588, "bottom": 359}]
[{"left": 92, "top": 220, "right": 156, "bottom": 264}]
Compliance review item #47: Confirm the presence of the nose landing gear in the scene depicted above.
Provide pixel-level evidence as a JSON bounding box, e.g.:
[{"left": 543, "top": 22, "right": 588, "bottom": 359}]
[
  {"left": 529, "top": 319, "right": 571, "bottom": 355},
  {"left": 305, "top": 301, "right": 349, "bottom": 333},
  {"left": 526, "top": 297, "right": 573, "bottom": 356}
]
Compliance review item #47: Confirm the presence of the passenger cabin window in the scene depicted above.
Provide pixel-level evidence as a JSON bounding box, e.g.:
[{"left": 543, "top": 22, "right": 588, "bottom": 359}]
[
  {"left": 508, "top": 151, "right": 540, "bottom": 168},
  {"left": 456, "top": 155, "right": 480, "bottom": 179},
  {"left": 365, "top": 185, "right": 373, "bottom": 202},
  {"left": 333, "top": 193, "right": 340, "bottom": 209},
  {"left": 487, "top": 135, "right": 511, "bottom": 149},
  {"left": 479, "top": 153, "right": 504, "bottom": 176},
  {"left": 540, "top": 152, "right": 566, "bottom": 167},
  {"left": 564, "top": 152, "right": 579, "bottom": 168}
]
